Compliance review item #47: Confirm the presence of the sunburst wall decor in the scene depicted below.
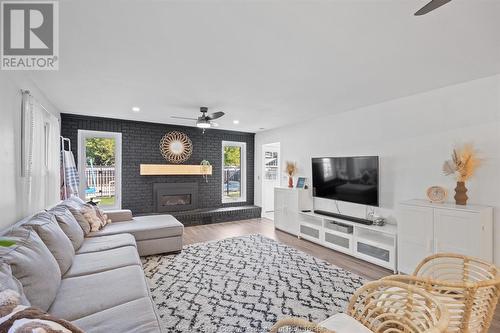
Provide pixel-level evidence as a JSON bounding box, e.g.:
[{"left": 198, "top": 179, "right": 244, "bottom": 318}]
[{"left": 160, "top": 131, "right": 193, "bottom": 163}]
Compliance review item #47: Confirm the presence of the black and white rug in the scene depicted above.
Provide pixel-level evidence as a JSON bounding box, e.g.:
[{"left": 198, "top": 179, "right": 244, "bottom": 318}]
[{"left": 142, "top": 234, "right": 365, "bottom": 332}]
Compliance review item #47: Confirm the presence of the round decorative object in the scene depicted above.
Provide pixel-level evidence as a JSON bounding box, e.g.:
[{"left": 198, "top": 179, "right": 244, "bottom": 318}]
[
  {"left": 426, "top": 186, "right": 447, "bottom": 203},
  {"left": 159, "top": 131, "right": 193, "bottom": 163}
]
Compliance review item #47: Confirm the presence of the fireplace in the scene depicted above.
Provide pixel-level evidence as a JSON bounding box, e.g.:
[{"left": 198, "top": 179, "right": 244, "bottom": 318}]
[{"left": 153, "top": 183, "right": 198, "bottom": 213}]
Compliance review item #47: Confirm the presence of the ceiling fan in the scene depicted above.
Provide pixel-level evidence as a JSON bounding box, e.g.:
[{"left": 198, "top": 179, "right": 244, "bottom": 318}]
[
  {"left": 171, "top": 107, "right": 225, "bottom": 129},
  {"left": 414, "top": 0, "right": 452, "bottom": 16}
]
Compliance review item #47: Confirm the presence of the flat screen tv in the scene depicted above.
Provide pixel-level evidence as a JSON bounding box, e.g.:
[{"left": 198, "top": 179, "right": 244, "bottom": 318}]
[{"left": 312, "top": 156, "right": 379, "bottom": 206}]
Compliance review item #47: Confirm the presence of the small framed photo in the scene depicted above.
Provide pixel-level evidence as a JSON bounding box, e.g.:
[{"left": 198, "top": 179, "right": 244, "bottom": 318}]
[{"left": 296, "top": 177, "right": 306, "bottom": 189}]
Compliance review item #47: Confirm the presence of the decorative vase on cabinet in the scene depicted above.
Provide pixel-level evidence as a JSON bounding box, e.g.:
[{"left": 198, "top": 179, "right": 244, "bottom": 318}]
[{"left": 454, "top": 181, "right": 468, "bottom": 205}]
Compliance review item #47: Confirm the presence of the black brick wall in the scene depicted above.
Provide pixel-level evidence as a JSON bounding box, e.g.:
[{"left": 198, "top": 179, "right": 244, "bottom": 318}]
[{"left": 60, "top": 114, "right": 255, "bottom": 215}]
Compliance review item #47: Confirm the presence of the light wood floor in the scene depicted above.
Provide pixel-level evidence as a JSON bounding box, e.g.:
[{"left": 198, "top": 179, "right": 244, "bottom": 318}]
[{"left": 184, "top": 218, "right": 500, "bottom": 332}]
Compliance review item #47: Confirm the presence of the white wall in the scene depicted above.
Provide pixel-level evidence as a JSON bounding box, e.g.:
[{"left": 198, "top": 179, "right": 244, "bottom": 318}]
[
  {"left": 0, "top": 73, "right": 60, "bottom": 229},
  {"left": 255, "top": 74, "right": 500, "bottom": 264}
]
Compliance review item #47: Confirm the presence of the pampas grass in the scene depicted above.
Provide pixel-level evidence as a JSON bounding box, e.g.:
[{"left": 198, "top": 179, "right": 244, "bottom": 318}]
[
  {"left": 285, "top": 161, "right": 297, "bottom": 176},
  {"left": 443, "top": 144, "right": 481, "bottom": 182}
]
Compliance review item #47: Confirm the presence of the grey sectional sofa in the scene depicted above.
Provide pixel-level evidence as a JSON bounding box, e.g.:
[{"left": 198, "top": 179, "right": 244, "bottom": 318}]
[{"left": 0, "top": 200, "right": 184, "bottom": 333}]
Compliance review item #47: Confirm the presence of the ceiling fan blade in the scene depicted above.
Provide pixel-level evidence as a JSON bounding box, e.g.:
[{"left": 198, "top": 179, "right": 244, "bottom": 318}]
[
  {"left": 414, "top": 0, "right": 452, "bottom": 16},
  {"left": 171, "top": 116, "right": 197, "bottom": 120},
  {"left": 207, "top": 111, "right": 225, "bottom": 120}
]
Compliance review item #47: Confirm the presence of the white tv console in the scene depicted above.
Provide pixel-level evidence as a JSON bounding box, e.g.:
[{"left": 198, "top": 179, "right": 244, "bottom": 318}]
[{"left": 274, "top": 187, "right": 397, "bottom": 272}]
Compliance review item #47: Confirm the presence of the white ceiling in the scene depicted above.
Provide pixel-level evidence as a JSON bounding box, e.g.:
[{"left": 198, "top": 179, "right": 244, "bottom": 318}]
[{"left": 29, "top": 0, "right": 500, "bottom": 133}]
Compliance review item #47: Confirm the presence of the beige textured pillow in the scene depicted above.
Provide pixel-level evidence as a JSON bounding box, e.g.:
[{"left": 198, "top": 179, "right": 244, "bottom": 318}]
[
  {"left": 94, "top": 206, "right": 111, "bottom": 228},
  {"left": 0, "top": 291, "right": 84, "bottom": 333},
  {"left": 0, "top": 263, "right": 30, "bottom": 306},
  {"left": 0, "top": 228, "right": 61, "bottom": 311},
  {"left": 22, "top": 212, "right": 75, "bottom": 274},
  {"left": 81, "top": 205, "right": 103, "bottom": 232}
]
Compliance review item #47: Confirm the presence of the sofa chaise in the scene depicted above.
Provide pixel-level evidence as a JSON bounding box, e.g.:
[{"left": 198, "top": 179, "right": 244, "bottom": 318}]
[
  {"left": 0, "top": 198, "right": 184, "bottom": 332},
  {"left": 89, "top": 209, "right": 183, "bottom": 256}
]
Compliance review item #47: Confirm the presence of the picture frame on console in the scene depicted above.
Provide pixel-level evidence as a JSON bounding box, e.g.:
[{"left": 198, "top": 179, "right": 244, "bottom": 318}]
[{"left": 296, "top": 177, "right": 306, "bottom": 189}]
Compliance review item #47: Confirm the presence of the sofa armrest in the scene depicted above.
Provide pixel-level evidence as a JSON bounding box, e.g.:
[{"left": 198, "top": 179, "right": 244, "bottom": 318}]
[{"left": 105, "top": 209, "right": 133, "bottom": 222}]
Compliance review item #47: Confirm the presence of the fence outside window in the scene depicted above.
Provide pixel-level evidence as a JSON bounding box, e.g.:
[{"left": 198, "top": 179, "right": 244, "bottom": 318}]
[{"left": 84, "top": 166, "right": 115, "bottom": 199}]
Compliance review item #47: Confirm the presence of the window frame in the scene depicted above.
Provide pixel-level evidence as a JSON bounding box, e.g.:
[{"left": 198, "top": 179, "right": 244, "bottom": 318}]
[
  {"left": 77, "top": 130, "right": 122, "bottom": 210},
  {"left": 221, "top": 141, "right": 247, "bottom": 203}
]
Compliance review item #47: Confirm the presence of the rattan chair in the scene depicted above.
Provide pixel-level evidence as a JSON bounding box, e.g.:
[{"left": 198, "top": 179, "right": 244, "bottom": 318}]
[
  {"left": 269, "top": 280, "right": 450, "bottom": 333},
  {"left": 385, "top": 253, "right": 500, "bottom": 333}
]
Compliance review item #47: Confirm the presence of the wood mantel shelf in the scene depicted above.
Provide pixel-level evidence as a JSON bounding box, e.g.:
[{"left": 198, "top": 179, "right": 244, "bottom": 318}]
[{"left": 140, "top": 164, "right": 213, "bottom": 176}]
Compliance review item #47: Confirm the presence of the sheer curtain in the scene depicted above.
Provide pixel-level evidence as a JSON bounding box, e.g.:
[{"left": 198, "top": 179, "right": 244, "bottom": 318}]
[{"left": 22, "top": 92, "right": 60, "bottom": 214}]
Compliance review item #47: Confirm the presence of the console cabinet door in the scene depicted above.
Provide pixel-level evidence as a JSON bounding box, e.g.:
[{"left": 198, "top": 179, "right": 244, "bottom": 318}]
[
  {"left": 398, "top": 205, "right": 434, "bottom": 274},
  {"left": 433, "top": 209, "right": 482, "bottom": 258},
  {"left": 274, "top": 189, "right": 299, "bottom": 235}
]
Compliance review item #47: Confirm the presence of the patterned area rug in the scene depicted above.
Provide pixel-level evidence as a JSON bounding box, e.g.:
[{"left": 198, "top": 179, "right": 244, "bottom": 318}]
[{"left": 142, "top": 234, "right": 365, "bottom": 332}]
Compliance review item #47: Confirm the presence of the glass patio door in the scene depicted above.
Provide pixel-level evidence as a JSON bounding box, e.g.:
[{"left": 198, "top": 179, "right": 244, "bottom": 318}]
[{"left": 77, "top": 130, "right": 122, "bottom": 209}]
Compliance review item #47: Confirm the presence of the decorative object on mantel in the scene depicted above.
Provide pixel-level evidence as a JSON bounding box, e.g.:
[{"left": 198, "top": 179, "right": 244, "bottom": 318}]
[
  {"left": 200, "top": 160, "right": 211, "bottom": 182},
  {"left": 442, "top": 143, "right": 481, "bottom": 205},
  {"left": 285, "top": 161, "right": 297, "bottom": 188},
  {"left": 426, "top": 186, "right": 447, "bottom": 203},
  {"left": 160, "top": 131, "right": 193, "bottom": 163},
  {"left": 140, "top": 164, "right": 212, "bottom": 176}
]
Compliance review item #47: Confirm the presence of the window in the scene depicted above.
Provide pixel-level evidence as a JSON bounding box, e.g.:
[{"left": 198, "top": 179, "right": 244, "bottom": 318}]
[
  {"left": 222, "top": 141, "right": 246, "bottom": 203},
  {"left": 78, "top": 130, "right": 122, "bottom": 209}
]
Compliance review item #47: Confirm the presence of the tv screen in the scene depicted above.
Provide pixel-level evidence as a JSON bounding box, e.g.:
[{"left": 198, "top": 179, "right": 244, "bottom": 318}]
[{"left": 312, "top": 156, "right": 379, "bottom": 206}]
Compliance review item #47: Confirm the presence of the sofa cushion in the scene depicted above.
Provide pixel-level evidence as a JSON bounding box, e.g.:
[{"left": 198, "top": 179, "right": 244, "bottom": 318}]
[
  {"left": 62, "top": 199, "right": 92, "bottom": 235},
  {"left": 68, "top": 195, "right": 87, "bottom": 206},
  {"left": 64, "top": 246, "right": 140, "bottom": 278},
  {"left": 89, "top": 214, "right": 183, "bottom": 241},
  {"left": 49, "top": 265, "right": 149, "bottom": 321},
  {"left": 0, "top": 228, "right": 61, "bottom": 311},
  {"left": 77, "top": 234, "right": 136, "bottom": 254},
  {"left": 72, "top": 297, "right": 162, "bottom": 333},
  {"left": 49, "top": 205, "right": 84, "bottom": 250},
  {"left": 22, "top": 212, "right": 75, "bottom": 274},
  {"left": 0, "top": 263, "right": 30, "bottom": 306},
  {"left": 319, "top": 313, "right": 372, "bottom": 333}
]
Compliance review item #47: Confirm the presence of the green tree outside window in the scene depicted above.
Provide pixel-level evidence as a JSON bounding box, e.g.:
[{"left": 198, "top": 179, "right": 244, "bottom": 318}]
[
  {"left": 85, "top": 138, "right": 115, "bottom": 166},
  {"left": 224, "top": 146, "right": 241, "bottom": 166}
]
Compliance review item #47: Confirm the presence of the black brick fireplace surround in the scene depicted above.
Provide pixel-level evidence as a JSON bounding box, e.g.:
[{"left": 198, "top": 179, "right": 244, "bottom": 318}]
[{"left": 60, "top": 114, "right": 260, "bottom": 226}]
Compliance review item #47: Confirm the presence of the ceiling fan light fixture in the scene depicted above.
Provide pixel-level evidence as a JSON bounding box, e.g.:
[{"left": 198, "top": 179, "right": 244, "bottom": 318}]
[{"left": 196, "top": 119, "right": 211, "bottom": 128}]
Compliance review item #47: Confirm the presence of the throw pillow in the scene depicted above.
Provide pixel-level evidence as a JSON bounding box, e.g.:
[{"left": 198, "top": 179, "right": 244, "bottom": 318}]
[
  {"left": 0, "top": 289, "right": 84, "bottom": 333},
  {"left": 81, "top": 205, "right": 103, "bottom": 232},
  {"left": 94, "top": 206, "right": 111, "bottom": 228},
  {"left": 22, "top": 212, "right": 75, "bottom": 275},
  {"left": 62, "top": 199, "right": 92, "bottom": 235},
  {"left": 48, "top": 205, "right": 84, "bottom": 250},
  {"left": 0, "top": 263, "right": 30, "bottom": 306},
  {"left": 0, "top": 228, "right": 61, "bottom": 311}
]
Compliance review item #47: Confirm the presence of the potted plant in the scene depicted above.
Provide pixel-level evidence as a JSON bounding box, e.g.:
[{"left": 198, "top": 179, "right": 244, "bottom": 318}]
[
  {"left": 200, "top": 160, "right": 211, "bottom": 182},
  {"left": 285, "top": 161, "right": 297, "bottom": 188},
  {"left": 442, "top": 144, "right": 481, "bottom": 205}
]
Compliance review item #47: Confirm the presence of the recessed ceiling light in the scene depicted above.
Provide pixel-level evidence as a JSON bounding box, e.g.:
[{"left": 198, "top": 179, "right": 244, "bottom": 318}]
[
  {"left": 132, "top": 106, "right": 140, "bottom": 112},
  {"left": 233, "top": 120, "right": 239, "bottom": 124}
]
